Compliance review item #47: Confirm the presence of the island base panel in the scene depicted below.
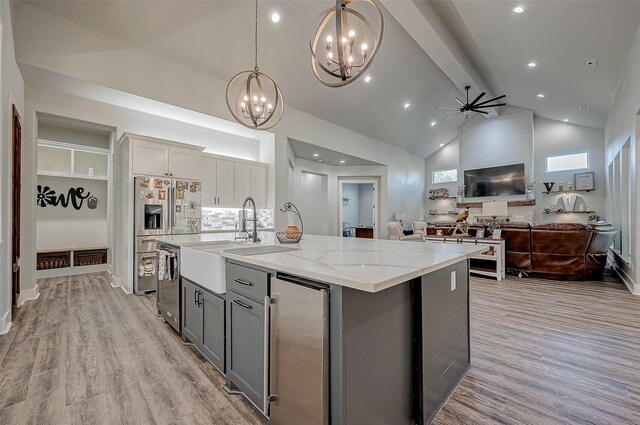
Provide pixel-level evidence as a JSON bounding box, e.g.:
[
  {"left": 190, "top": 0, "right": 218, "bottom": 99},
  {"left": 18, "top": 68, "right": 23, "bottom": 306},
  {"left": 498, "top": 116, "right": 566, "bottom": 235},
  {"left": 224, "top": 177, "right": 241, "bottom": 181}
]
[
  {"left": 417, "top": 260, "right": 470, "bottom": 424},
  {"left": 331, "top": 260, "right": 470, "bottom": 425}
]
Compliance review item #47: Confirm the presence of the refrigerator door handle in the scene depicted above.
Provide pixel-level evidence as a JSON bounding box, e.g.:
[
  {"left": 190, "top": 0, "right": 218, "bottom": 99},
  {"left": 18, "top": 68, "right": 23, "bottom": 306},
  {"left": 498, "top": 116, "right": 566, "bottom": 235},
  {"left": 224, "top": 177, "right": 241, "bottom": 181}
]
[{"left": 171, "top": 186, "right": 177, "bottom": 228}]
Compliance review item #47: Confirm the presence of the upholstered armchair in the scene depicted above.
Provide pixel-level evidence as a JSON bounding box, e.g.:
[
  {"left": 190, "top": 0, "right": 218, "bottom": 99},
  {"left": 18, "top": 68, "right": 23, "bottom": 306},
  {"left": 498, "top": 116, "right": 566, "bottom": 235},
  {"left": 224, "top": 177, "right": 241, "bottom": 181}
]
[
  {"left": 387, "top": 222, "right": 424, "bottom": 241},
  {"left": 411, "top": 221, "right": 428, "bottom": 237}
]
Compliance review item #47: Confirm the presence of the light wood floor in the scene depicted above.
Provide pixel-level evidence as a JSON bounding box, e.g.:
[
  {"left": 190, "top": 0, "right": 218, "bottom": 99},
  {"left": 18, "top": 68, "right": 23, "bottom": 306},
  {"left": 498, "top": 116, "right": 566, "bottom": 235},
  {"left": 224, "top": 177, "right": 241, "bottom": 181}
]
[{"left": 0, "top": 272, "right": 639, "bottom": 424}]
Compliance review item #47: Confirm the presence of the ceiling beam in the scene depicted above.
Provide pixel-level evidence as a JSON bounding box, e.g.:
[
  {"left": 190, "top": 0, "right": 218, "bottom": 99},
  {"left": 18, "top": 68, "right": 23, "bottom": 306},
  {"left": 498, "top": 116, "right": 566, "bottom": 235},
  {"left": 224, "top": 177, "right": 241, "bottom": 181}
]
[{"left": 381, "top": 0, "right": 498, "bottom": 117}]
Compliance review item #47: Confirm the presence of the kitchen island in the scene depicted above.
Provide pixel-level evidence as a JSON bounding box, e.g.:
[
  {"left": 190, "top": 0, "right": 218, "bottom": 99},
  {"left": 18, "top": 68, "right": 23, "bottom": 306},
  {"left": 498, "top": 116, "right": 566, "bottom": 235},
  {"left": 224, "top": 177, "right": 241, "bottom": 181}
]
[{"left": 157, "top": 233, "right": 483, "bottom": 424}]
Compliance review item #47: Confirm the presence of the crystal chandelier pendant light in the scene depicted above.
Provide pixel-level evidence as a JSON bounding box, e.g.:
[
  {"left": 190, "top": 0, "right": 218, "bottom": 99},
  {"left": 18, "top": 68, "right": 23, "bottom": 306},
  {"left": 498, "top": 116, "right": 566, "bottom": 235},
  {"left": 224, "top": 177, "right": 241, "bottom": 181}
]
[
  {"left": 310, "top": 0, "right": 384, "bottom": 87},
  {"left": 226, "top": 0, "right": 284, "bottom": 130}
]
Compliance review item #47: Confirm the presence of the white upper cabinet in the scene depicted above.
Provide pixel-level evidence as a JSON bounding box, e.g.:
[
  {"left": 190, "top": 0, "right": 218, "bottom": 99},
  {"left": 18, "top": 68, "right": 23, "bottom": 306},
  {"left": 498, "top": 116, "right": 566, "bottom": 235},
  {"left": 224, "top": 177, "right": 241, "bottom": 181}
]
[
  {"left": 132, "top": 139, "right": 169, "bottom": 176},
  {"left": 234, "top": 162, "right": 251, "bottom": 206},
  {"left": 250, "top": 164, "right": 268, "bottom": 208},
  {"left": 216, "top": 159, "right": 236, "bottom": 207},
  {"left": 200, "top": 156, "right": 267, "bottom": 208},
  {"left": 130, "top": 136, "right": 203, "bottom": 179},
  {"left": 168, "top": 145, "right": 201, "bottom": 180},
  {"left": 200, "top": 156, "right": 218, "bottom": 207}
]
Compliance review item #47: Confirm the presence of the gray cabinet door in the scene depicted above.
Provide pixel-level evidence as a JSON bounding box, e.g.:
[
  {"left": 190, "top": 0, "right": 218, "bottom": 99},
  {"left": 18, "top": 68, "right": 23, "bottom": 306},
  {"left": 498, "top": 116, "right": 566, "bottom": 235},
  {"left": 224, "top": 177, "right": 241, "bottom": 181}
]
[
  {"left": 182, "top": 278, "right": 202, "bottom": 346},
  {"left": 226, "top": 290, "right": 265, "bottom": 410},
  {"left": 201, "top": 290, "right": 225, "bottom": 373}
]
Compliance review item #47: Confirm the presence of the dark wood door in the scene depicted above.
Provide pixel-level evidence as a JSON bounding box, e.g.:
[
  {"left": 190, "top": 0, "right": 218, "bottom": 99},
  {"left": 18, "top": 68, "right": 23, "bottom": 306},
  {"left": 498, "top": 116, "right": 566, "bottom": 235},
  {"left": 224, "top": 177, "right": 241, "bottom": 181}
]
[{"left": 11, "top": 105, "right": 21, "bottom": 317}]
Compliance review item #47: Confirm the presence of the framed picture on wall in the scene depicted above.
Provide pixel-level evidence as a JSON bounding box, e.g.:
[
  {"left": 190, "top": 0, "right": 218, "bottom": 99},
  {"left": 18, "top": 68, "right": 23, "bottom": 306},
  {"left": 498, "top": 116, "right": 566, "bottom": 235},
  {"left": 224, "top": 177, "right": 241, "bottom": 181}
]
[{"left": 574, "top": 171, "right": 595, "bottom": 191}]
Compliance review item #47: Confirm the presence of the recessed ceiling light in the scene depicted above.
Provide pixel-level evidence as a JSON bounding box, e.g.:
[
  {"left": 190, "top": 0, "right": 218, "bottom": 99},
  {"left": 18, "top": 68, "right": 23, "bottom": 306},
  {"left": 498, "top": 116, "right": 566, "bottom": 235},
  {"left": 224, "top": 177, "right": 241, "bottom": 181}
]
[
  {"left": 563, "top": 118, "right": 569, "bottom": 122},
  {"left": 528, "top": 62, "right": 537, "bottom": 68},
  {"left": 318, "top": 159, "right": 323, "bottom": 163},
  {"left": 430, "top": 121, "right": 437, "bottom": 127},
  {"left": 440, "top": 143, "right": 444, "bottom": 147},
  {"left": 537, "top": 93, "right": 545, "bottom": 98},
  {"left": 271, "top": 12, "right": 280, "bottom": 23},
  {"left": 313, "top": 153, "right": 319, "bottom": 157},
  {"left": 340, "top": 160, "right": 346, "bottom": 164},
  {"left": 513, "top": 6, "right": 524, "bottom": 13},
  {"left": 404, "top": 103, "right": 411, "bottom": 109},
  {"left": 364, "top": 75, "right": 371, "bottom": 83}
]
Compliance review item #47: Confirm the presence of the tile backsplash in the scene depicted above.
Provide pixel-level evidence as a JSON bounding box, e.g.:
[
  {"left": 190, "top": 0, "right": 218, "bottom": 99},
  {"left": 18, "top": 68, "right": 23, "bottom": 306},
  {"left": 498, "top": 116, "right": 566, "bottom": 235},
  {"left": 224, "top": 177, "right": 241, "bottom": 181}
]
[{"left": 202, "top": 208, "right": 274, "bottom": 232}]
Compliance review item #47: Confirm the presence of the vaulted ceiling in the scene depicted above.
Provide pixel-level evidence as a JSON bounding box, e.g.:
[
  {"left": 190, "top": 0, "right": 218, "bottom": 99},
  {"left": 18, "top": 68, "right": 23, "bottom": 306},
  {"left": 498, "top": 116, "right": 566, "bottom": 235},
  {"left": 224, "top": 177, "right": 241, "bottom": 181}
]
[{"left": 13, "top": 1, "right": 640, "bottom": 159}]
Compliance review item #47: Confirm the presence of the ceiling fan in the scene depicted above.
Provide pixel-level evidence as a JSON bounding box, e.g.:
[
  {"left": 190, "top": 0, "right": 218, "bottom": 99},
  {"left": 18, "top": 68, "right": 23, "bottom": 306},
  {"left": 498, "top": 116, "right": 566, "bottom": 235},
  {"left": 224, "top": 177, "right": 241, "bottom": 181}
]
[{"left": 434, "top": 86, "right": 507, "bottom": 120}]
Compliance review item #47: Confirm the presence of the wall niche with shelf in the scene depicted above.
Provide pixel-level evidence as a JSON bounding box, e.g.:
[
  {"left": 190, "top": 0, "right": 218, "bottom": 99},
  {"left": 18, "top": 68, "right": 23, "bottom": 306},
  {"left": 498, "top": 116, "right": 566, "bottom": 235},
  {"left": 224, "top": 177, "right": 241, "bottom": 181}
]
[{"left": 35, "top": 115, "right": 114, "bottom": 278}]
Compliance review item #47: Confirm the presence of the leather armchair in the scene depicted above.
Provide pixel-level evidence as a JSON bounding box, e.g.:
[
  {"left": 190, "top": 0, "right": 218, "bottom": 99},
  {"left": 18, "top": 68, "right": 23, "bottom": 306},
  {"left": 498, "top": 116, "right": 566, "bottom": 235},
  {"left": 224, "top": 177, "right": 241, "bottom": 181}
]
[
  {"left": 500, "top": 223, "right": 533, "bottom": 272},
  {"left": 531, "top": 223, "right": 593, "bottom": 280},
  {"left": 586, "top": 229, "right": 619, "bottom": 277},
  {"left": 387, "top": 222, "right": 424, "bottom": 242}
]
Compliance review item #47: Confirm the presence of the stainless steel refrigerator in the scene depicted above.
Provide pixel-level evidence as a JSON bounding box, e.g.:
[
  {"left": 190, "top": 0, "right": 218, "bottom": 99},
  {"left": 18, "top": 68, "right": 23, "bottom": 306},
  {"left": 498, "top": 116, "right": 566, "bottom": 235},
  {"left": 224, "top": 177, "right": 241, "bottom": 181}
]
[{"left": 134, "top": 176, "right": 201, "bottom": 294}]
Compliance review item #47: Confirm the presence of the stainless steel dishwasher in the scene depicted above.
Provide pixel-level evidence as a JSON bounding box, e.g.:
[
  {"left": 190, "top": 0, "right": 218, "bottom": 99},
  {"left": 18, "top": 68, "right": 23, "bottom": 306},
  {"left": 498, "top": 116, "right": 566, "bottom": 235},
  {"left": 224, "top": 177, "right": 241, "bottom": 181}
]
[
  {"left": 268, "top": 276, "right": 329, "bottom": 425},
  {"left": 156, "top": 242, "right": 180, "bottom": 332}
]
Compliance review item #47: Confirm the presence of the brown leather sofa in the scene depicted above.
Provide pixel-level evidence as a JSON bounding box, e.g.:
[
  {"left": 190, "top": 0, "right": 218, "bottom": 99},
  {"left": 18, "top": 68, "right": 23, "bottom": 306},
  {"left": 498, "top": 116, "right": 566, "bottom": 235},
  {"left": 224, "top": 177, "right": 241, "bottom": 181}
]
[{"left": 501, "top": 223, "right": 617, "bottom": 280}]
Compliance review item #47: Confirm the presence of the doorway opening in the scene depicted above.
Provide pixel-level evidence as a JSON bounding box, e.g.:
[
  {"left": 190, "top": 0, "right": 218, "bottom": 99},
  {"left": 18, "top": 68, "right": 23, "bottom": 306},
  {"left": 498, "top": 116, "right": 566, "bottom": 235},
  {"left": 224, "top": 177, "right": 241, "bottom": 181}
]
[
  {"left": 11, "top": 105, "right": 22, "bottom": 317},
  {"left": 339, "top": 179, "right": 378, "bottom": 239}
]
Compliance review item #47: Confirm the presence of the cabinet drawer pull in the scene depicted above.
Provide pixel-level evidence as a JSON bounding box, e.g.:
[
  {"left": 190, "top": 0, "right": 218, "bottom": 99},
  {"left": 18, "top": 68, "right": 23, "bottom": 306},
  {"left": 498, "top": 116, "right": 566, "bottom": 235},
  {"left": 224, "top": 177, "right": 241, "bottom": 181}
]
[
  {"left": 234, "top": 278, "right": 254, "bottom": 287},
  {"left": 233, "top": 299, "right": 253, "bottom": 310}
]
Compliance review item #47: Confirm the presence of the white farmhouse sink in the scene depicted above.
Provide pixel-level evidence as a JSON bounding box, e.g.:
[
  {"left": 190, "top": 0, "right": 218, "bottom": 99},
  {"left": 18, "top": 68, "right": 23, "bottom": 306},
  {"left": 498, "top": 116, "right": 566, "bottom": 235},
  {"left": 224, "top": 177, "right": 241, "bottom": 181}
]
[{"left": 181, "top": 242, "right": 242, "bottom": 294}]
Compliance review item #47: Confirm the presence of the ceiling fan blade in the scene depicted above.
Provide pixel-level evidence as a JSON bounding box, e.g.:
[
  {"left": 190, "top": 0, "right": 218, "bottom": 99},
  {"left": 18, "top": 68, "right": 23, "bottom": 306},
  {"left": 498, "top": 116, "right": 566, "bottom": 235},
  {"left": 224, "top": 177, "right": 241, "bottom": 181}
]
[
  {"left": 474, "top": 94, "right": 506, "bottom": 107},
  {"left": 468, "top": 92, "right": 486, "bottom": 108},
  {"left": 434, "top": 107, "right": 460, "bottom": 110},
  {"left": 444, "top": 112, "right": 463, "bottom": 121},
  {"left": 433, "top": 110, "right": 460, "bottom": 117},
  {"left": 473, "top": 103, "right": 507, "bottom": 109},
  {"left": 454, "top": 97, "right": 465, "bottom": 106}
]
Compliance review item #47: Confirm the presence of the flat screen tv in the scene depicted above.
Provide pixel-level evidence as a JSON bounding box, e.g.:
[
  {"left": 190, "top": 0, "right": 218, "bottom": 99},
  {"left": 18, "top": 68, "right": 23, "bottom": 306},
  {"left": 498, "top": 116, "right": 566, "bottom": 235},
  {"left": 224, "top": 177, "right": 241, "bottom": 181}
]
[{"left": 464, "top": 163, "right": 525, "bottom": 197}]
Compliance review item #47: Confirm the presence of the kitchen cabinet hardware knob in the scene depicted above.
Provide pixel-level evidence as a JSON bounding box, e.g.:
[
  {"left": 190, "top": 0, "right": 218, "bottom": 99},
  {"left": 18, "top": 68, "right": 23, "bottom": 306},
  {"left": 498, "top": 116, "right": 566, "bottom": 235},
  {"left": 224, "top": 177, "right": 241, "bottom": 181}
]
[
  {"left": 233, "top": 299, "right": 252, "bottom": 310},
  {"left": 234, "top": 278, "right": 253, "bottom": 287}
]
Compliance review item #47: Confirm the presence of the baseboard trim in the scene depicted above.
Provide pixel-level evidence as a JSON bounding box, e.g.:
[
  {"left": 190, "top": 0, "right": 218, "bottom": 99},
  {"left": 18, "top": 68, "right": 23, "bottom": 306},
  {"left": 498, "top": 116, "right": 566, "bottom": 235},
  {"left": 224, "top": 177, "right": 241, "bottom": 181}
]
[
  {"left": 109, "top": 274, "right": 132, "bottom": 294},
  {"left": 0, "top": 310, "right": 11, "bottom": 335},
  {"left": 18, "top": 284, "right": 40, "bottom": 306},
  {"left": 612, "top": 262, "right": 638, "bottom": 295}
]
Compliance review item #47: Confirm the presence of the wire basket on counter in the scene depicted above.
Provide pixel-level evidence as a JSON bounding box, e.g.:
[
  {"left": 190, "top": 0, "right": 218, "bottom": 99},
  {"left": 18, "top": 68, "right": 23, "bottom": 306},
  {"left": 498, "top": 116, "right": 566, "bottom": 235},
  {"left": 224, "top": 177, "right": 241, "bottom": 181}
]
[{"left": 275, "top": 202, "right": 304, "bottom": 244}]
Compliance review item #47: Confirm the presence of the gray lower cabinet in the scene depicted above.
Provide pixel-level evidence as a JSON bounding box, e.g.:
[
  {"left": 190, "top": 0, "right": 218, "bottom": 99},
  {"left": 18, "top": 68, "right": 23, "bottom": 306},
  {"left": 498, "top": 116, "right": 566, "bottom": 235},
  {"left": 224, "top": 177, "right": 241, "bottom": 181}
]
[
  {"left": 182, "top": 278, "right": 226, "bottom": 373},
  {"left": 226, "top": 290, "right": 266, "bottom": 412},
  {"left": 201, "top": 290, "right": 225, "bottom": 372}
]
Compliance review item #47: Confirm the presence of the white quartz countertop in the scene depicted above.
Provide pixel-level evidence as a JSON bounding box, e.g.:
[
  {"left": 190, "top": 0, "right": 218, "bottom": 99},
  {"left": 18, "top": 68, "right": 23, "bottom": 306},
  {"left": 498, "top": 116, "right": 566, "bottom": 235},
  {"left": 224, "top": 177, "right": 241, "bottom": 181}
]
[
  {"left": 153, "top": 232, "right": 272, "bottom": 247},
  {"left": 153, "top": 233, "right": 484, "bottom": 293},
  {"left": 220, "top": 234, "right": 484, "bottom": 293}
]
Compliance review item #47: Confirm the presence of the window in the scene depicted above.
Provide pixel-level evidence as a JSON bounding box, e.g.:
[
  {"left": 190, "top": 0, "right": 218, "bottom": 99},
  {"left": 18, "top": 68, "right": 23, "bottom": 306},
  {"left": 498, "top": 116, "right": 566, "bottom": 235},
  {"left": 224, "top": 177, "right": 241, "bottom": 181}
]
[
  {"left": 432, "top": 169, "right": 457, "bottom": 184},
  {"left": 545, "top": 152, "right": 589, "bottom": 172}
]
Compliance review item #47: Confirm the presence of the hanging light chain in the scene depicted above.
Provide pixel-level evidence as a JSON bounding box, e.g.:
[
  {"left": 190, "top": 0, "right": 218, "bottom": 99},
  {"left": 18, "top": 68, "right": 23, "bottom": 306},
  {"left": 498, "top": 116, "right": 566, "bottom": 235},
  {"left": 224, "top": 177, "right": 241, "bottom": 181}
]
[{"left": 254, "top": 0, "right": 259, "bottom": 72}]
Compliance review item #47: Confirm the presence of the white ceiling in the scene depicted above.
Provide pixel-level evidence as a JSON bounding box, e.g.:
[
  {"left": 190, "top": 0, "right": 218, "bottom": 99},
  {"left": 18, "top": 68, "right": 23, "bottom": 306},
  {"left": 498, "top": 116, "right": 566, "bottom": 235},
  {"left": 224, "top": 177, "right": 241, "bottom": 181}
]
[
  {"left": 432, "top": 0, "right": 640, "bottom": 129},
  {"left": 289, "top": 138, "right": 382, "bottom": 167},
  {"left": 18, "top": 0, "right": 464, "bottom": 159},
  {"left": 15, "top": 0, "right": 640, "bottom": 158}
]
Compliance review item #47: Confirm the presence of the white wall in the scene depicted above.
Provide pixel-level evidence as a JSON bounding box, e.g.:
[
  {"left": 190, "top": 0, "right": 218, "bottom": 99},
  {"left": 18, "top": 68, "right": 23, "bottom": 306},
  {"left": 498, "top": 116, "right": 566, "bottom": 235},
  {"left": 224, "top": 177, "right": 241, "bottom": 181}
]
[
  {"left": 533, "top": 116, "right": 605, "bottom": 224},
  {"left": 0, "top": 0, "right": 25, "bottom": 333},
  {"left": 289, "top": 155, "right": 388, "bottom": 237},
  {"left": 425, "top": 137, "right": 460, "bottom": 220},
  {"left": 36, "top": 177, "right": 108, "bottom": 250},
  {"left": 299, "top": 172, "right": 329, "bottom": 236},
  {"left": 425, "top": 108, "right": 605, "bottom": 226},
  {"left": 341, "top": 183, "right": 360, "bottom": 228},
  {"left": 358, "top": 184, "right": 374, "bottom": 225},
  {"left": 604, "top": 24, "right": 640, "bottom": 294},
  {"left": 460, "top": 107, "right": 534, "bottom": 202}
]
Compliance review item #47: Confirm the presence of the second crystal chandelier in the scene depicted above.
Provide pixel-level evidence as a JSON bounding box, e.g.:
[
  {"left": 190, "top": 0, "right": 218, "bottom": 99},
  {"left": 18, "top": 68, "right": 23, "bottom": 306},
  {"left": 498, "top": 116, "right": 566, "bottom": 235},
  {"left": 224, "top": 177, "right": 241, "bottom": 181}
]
[{"left": 310, "top": 0, "right": 384, "bottom": 87}]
